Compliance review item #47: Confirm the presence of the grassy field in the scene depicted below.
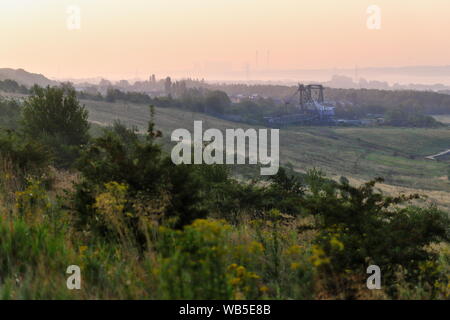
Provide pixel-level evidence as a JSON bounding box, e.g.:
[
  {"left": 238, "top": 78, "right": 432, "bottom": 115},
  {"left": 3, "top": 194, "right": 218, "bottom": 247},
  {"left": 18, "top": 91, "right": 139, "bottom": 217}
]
[
  {"left": 2, "top": 93, "right": 449, "bottom": 207},
  {"left": 81, "top": 99, "right": 450, "bottom": 206}
]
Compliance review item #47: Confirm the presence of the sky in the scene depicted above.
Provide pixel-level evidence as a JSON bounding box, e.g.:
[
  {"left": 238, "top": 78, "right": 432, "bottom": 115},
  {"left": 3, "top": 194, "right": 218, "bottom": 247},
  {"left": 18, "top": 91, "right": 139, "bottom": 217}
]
[{"left": 1, "top": 0, "right": 450, "bottom": 81}]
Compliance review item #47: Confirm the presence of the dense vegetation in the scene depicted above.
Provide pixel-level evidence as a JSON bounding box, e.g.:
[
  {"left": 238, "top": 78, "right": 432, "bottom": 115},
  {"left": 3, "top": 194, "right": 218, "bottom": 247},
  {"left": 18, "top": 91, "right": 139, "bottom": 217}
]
[
  {"left": 202, "top": 83, "right": 450, "bottom": 116},
  {"left": 0, "top": 79, "right": 29, "bottom": 95},
  {"left": 0, "top": 86, "right": 449, "bottom": 299},
  {"left": 0, "top": 97, "right": 21, "bottom": 129},
  {"left": 384, "top": 106, "right": 442, "bottom": 128}
]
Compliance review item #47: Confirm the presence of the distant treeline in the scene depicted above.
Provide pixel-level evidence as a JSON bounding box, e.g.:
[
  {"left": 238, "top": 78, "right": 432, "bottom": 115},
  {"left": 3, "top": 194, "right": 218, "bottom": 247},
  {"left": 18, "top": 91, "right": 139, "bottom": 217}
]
[
  {"left": 204, "top": 84, "right": 450, "bottom": 127},
  {"left": 2, "top": 78, "right": 448, "bottom": 128},
  {"left": 327, "top": 88, "right": 450, "bottom": 116},
  {"left": 0, "top": 79, "right": 29, "bottom": 94},
  {"left": 85, "top": 86, "right": 446, "bottom": 127},
  {"left": 384, "top": 106, "right": 442, "bottom": 127},
  {"left": 202, "top": 83, "right": 450, "bottom": 115},
  {"left": 84, "top": 86, "right": 280, "bottom": 123}
]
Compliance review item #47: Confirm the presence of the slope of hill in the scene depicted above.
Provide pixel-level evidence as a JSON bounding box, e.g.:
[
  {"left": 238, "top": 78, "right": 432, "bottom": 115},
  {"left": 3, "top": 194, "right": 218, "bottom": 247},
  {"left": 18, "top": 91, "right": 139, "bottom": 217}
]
[
  {"left": 0, "top": 68, "right": 58, "bottom": 87},
  {"left": 2, "top": 89, "right": 448, "bottom": 208},
  {"left": 82, "top": 99, "right": 450, "bottom": 209}
]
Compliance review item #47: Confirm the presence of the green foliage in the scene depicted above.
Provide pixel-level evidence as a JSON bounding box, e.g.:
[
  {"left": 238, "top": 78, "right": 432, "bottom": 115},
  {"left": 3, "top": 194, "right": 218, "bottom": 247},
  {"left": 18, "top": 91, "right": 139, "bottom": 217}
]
[
  {"left": 0, "top": 79, "right": 28, "bottom": 94},
  {"left": 385, "top": 105, "right": 442, "bottom": 127},
  {"left": 0, "top": 97, "right": 449, "bottom": 300},
  {"left": 73, "top": 111, "right": 211, "bottom": 244},
  {"left": 302, "top": 175, "right": 450, "bottom": 298},
  {"left": 327, "top": 88, "right": 450, "bottom": 115},
  {"left": 0, "top": 130, "right": 50, "bottom": 180},
  {"left": 105, "top": 88, "right": 152, "bottom": 104},
  {"left": 0, "top": 98, "right": 21, "bottom": 130},
  {"left": 0, "top": 165, "right": 448, "bottom": 299},
  {"left": 0, "top": 178, "right": 74, "bottom": 299},
  {"left": 204, "top": 90, "right": 231, "bottom": 114},
  {"left": 157, "top": 219, "right": 233, "bottom": 299},
  {"left": 21, "top": 85, "right": 90, "bottom": 167},
  {"left": 251, "top": 210, "right": 315, "bottom": 299}
]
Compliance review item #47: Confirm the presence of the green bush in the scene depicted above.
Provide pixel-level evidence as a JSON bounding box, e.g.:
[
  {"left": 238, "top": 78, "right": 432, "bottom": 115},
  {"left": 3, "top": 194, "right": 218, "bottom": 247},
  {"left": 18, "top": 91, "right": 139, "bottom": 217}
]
[
  {"left": 302, "top": 175, "right": 450, "bottom": 298},
  {"left": 21, "top": 84, "right": 89, "bottom": 168},
  {"left": 252, "top": 209, "right": 315, "bottom": 299},
  {"left": 0, "top": 131, "right": 49, "bottom": 175},
  {"left": 72, "top": 115, "right": 212, "bottom": 246},
  {"left": 385, "top": 106, "right": 442, "bottom": 127},
  {"left": 0, "top": 98, "right": 21, "bottom": 130},
  {"left": 157, "top": 219, "right": 233, "bottom": 299},
  {"left": 0, "top": 131, "right": 51, "bottom": 205}
]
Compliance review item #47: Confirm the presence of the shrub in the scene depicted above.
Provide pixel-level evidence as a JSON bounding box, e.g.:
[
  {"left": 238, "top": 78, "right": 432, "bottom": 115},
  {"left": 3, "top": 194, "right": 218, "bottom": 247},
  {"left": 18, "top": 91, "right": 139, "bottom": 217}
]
[
  {"left": 302, "top": 175, "right": 450, "bottom": 298},
  {"left": 73, "top": 113, "right": 211, "bottom": 246},
  {"left": 0, "top": 98, "right": 21, "bottom": 130},
  {"left": 0, "top": 131, "right": 49, "bottom": 176},
  {"left": 385, "top": 106, "right": 442, "bottom": 127},
  {"left": 0, "top": 211, "right": 75, "bottom": 299},
  {"left": 21, "top": 84, "right": 89, "bottom": 167},
  {"left": 157, "top": 219, "right": 233, "bottom": 299},
  {"left": 252, "top": 209, "right": 315, "bottom": 299},
  {"left": 0, "top": 130, "right": 50, "bottom": 207}
]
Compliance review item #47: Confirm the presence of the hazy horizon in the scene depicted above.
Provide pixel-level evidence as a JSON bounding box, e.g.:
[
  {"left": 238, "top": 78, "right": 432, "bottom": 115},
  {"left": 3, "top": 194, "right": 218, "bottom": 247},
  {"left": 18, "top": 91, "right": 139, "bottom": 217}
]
[{"left": 2, "top": 0, "right": 450, "bottom": 82}]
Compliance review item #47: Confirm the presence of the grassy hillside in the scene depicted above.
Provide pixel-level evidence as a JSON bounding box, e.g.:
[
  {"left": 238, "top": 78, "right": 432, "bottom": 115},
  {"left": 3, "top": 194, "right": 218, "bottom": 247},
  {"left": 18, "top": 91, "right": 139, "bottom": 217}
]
[
  {"left": 1, "top": 89, "right": 449, "bottom": 300},
  {"left": 82, "top": 99, "right": 450, "bottom": 198},
  {"left": 2, "top": 93, "right": 449, "bottom": 206}
]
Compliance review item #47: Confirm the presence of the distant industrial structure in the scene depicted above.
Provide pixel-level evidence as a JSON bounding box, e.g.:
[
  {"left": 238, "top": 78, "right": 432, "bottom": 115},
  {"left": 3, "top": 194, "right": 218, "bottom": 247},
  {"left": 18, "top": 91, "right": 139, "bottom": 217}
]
[{"left": 265, "top": 84, "right": 335, "bottom": 126}]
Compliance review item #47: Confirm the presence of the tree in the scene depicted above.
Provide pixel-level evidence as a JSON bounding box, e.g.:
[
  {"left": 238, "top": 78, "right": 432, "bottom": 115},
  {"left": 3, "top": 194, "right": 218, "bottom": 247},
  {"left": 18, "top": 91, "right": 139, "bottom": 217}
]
[
  {"left": 21, "top": 85, "right": 90, "bottom": 167},
  {"left": 164, "top": 77, "right": 172, "bottom": 95},
  {"left": 0, "top": 98, "right": 21, "bottom": 129},
  {"left": 73, "top": 108, "right": 210, "bottom": 245},
  {"left": 205, "top": 90, "right": 231, "bottom": 114},
  {"left": 385, "top": 105, "right": 441, "bottom": 127}
]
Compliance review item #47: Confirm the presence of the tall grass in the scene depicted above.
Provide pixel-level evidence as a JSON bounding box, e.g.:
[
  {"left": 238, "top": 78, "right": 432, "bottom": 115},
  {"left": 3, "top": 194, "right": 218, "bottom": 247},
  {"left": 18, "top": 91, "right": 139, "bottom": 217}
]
[{"left": 0, "top": 166, "right": 448, "bottom": 300}]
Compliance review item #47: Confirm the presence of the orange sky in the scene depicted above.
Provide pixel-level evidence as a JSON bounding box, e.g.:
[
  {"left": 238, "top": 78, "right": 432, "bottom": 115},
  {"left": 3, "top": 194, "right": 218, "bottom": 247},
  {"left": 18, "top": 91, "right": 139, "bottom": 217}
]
[{"left": 1, "top": 0, "right": 450, "bottom": 80}]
